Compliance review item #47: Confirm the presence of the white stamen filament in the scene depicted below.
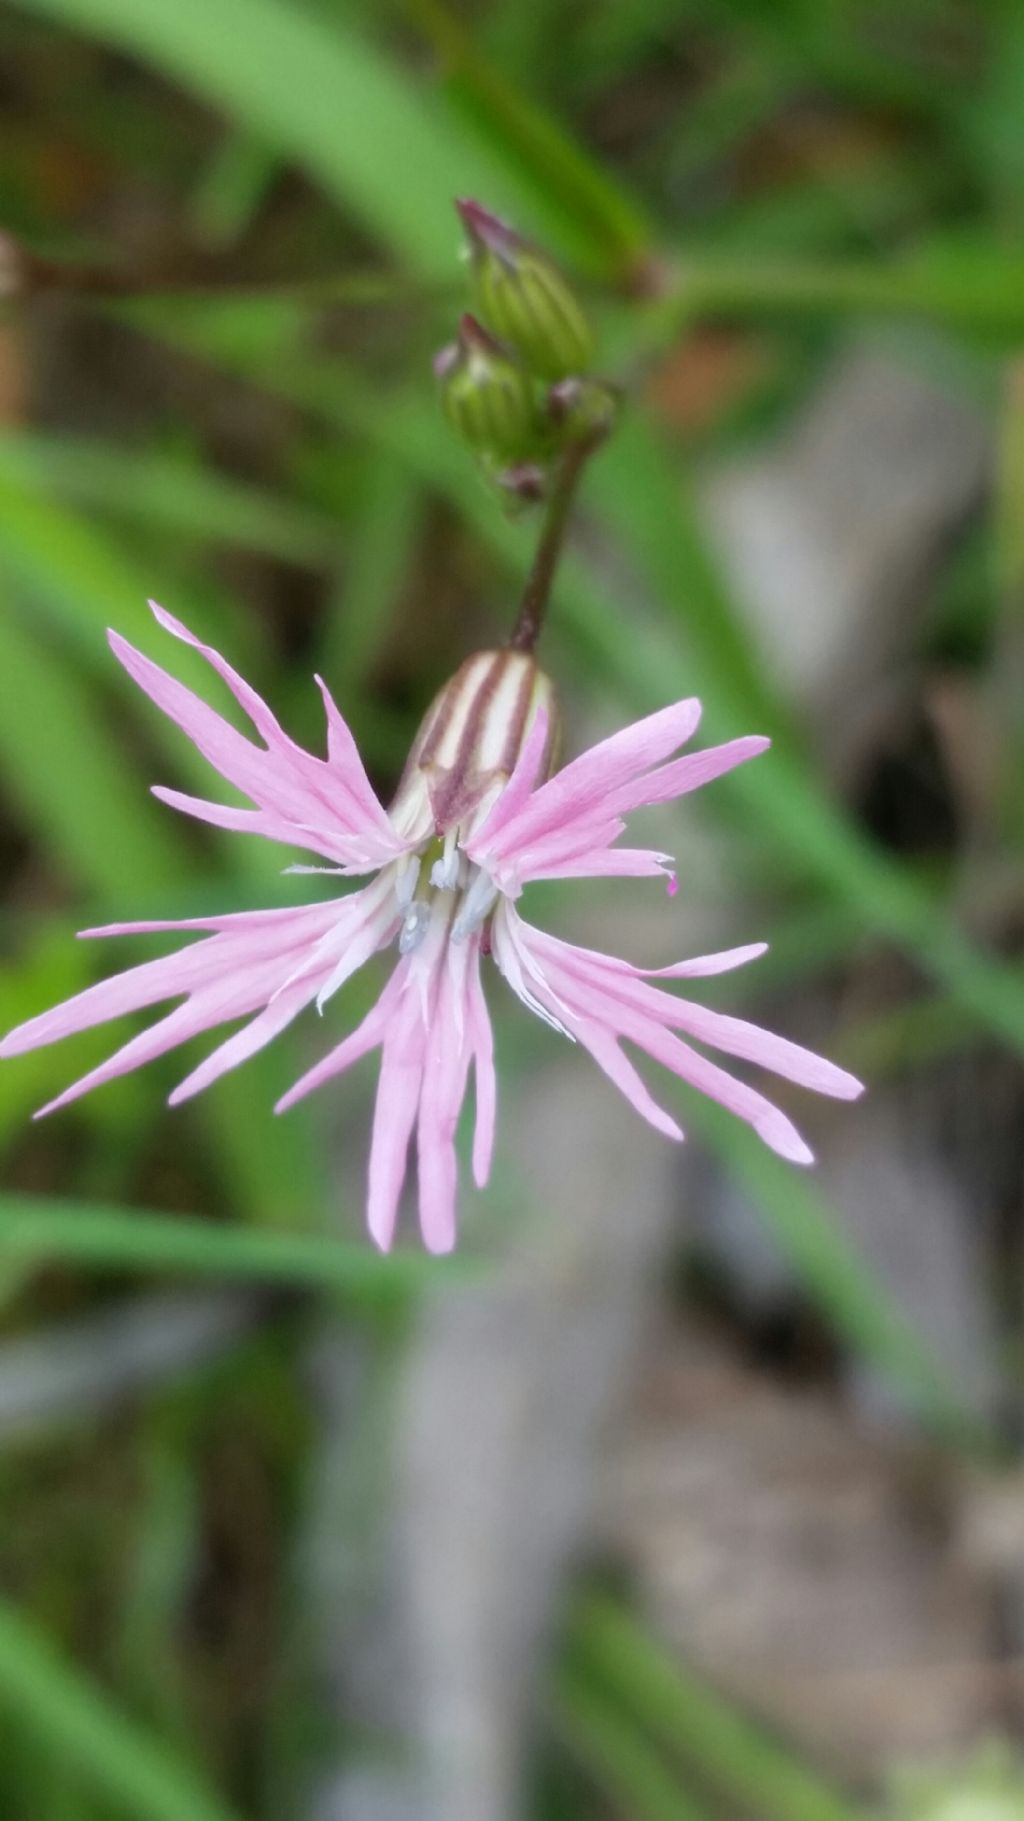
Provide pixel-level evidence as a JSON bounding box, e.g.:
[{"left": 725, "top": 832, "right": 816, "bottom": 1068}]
[
  {"left": 395, "top": 853, "right": 421, "bottom": 911},
  {"left": 452, "top": 866, "right": 499, "bottom": 942},
  {"left": 430, "top": 827, "right": 461, "bottom": 891},
  {"left": 399, "top": 900, "right": 432, "bottom": 955}
]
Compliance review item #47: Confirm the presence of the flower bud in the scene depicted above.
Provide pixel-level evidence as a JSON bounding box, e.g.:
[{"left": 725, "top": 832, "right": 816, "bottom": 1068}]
[
  {"left": 457, "top": 198, "right": 594, "bottom": 382},
  {"left": 547, "top": 376, "right": 619, "bottom": 446},
  {"left": 435, "top": 314, "right": 541, "bottom": 463},
  {"left": 494, "top": 462, "right": 547, "bottom": 505},
  {"left": 391, "top": 649, "right": 560, "bottom": 845}
]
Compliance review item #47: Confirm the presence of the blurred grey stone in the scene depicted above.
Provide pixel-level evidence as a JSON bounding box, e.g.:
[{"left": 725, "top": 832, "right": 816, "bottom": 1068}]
[
  {"left": 704, "top": 340, "right": 989, "bottom": 772},
  {"left": 306, "top": 1056, "right": 681, "bottom": 1821}
]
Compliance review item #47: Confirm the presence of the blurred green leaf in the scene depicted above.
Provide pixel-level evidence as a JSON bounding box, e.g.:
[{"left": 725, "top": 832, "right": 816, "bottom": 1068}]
[
  {"left": 0, "top": 432, "right": 341, "bottom": 566},
  {"left": 0, "top": 1195, "right": 461, "bottom": 1300},
  {"left": 554, "top": 1670, "right": 714, "bottom": 1821},
  {"left": 571, "top": 1598, "right": 860, "bottom": 1821},
  {"left": 402, "top": 0, "right": 650, "bottom": 278},
  {"left": 0, "top": 607, "right": 185, "bottom": 898},
  {"left": 313, "top": 443, "right": 423, "bottom": 697},
  {"left": 187, "top": 127, "right": 278, "bottom": 249},
  {"left": 645, "top": 242, "right": 1024, "bottom": 346},
  {"left": 0, "top": 1598, "right": 241, "bottom": 1821}
]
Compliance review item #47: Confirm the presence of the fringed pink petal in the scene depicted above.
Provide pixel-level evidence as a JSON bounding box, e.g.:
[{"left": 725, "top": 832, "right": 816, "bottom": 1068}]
[
  {"left": 416, "top": 943, "right": 473, "bottom": 1255},
  {"left": 664, "top": 999, "right": 863, "bottom": 1100},
  {"left": 79, "top": 905, "right": 337, "bottom": 939},
  {"left": 526, "top": 924, "right": 862, "bottom": 1102},
  {"left": 151, "top": 786, "right": 392, "bottom": 870},
  {"left": 149, "top": 602, "right": 294, "bottom": 750},
  {"left": 367, "top": 1014, "right": 425, "bottom": 1253},
  {"left": 571, "top": 1023, "right": 683, "bottom": 1140},
  {"left": 30, "top": 949, "right": 298, "bottom": 1116},
  {"left": 152, "top": 603, "right": 397, "bottom": 841},
  {"left": 1, "top": 902, "right": 343, "bottom": 1059},
  {"left": 605, "top": 735, "right": 770, "bottom": 816},
  {"left": 645, "top": 943, "right": 768, "bottom": 978},
  {"left": 500, "top": 910, "right": 856, "bottom": 1163},
  {"left": 467, "top": 960, "right": 496, "bottom": 1188},
  {"left": 111, "top": 631, "right": 319, "bottom": 825},
  {"left": 477, "top": 698, "right": 702, "bottom": 862},
  {"left": 167, "top": 978, "right": 321, "bottom": 1105},
  {"left": 625, "top": 1020, "right": 815, "bottom": 1165},
  {"left": 314, "top": 676, "right": 402, "bottom": 839},
  {"left": 274, "top": 972, "right": 405, "bottom": 1112},
  {"left": 524, "top": 846, "right": 676, "bottom": 883}
]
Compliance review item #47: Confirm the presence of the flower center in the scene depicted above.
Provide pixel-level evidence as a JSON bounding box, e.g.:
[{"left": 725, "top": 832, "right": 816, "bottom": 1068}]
[{"left": 393, "top": 835, "right": 498, "bottom": 955}]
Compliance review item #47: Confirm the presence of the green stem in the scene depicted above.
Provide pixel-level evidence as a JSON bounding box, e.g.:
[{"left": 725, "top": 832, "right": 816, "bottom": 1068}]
[{"left": 508, "top": 431, "right": 604, "bottom": 652}]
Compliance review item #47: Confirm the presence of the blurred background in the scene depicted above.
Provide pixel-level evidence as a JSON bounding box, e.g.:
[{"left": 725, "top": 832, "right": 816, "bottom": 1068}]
[{"left": 1, "top": 1, "right": 1024, "bottom": 1817}]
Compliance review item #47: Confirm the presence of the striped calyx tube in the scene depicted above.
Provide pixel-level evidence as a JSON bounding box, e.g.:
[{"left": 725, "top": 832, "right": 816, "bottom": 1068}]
[
  {"left": 388, "top": 649, "right": 559, "bottom": 951},
  {"left": 457, "top": 198, "right": 594, "bottom": 383}
]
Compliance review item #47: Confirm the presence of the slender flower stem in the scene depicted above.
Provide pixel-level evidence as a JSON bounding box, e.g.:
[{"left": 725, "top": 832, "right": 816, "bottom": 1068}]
[{"left": 508, "top": 430, "right": 605, "bottom": 653}]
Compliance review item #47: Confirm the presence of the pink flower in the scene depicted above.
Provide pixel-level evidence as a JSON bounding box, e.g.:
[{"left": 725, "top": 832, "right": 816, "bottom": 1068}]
[{"left": 0, "top": 604, "right": 862, "bottom": 1253}]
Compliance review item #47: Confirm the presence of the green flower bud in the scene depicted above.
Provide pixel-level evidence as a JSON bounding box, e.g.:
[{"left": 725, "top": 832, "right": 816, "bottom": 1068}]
[
  {"left": 547, "top": 376, "right": 619, "bottom": 446},
  {"left": 457, "top": 199, "right": 594, "bottom": 382},
  {"left": 435, "top": 314, "right": 541, "bottom": 462}
]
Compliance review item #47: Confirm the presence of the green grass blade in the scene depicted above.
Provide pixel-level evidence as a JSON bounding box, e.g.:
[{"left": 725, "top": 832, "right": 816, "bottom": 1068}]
[
  {"left": 0, "top": 431, "right": 340, "bottom": 566},
  {"left": 554, "top": 1671, "right": 714, "bottom": 1821},
  {"left": 313, "top": 443, "right": 424, "bottom": 697},
  {"left": 0, "top": 1195, "right": 459, "bottom": 1301},
  {"left": 571, "top": 1598, "right": 860, "bottom": 1821},
  {"left": 0, "top": 607, "right": 185, "bottom": 897},
  {"left": 188, "top": 128, "right": 278, "bottom": 249},
  {"left": 0, "top": 468, "right": 237, "bottom": 676},
  {"left": 402, "top": 0, "right": 650, "bottom": 277},
  {"left": 0, "top": 1598, "right": 242, "bottom": 1821},
  {"left": 643, "top": 244, "right": 1024, "bottom": 344}
]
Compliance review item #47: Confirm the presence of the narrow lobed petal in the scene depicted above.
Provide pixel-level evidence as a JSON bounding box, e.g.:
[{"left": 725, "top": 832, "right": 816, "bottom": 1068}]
[
  {"left": 645, "top": 943, "right": 769, "bottom": 978},
  {"left": 571, "top": 1022, "right": 684, "bottom": 1141},
  {"left": 366, "top": 1018, "right": 425, "bottom": 1253},
  {"left": 467, "top": 961, "right": 497, "bottom": 1188},
  {"left": 496, "top": 907, "right": 854, "bottom": 1166},
  {"left": 604, "top": 735, "right": 771, "bottom": 817},
  {"left": 416, "top": 948, "right": 473, "bottom": 1255},
  {"left": 153, "top": 602, "right": 397, "bottom": 842},
  {"left": 273, "top": 973, "right": 405, "bottom": 1114},
  {"left": 167, "top": 979, "right": 320, "bottom": 1106},
  {"left": 1, "top": 901, "right": 343, "bottom": 1060}
]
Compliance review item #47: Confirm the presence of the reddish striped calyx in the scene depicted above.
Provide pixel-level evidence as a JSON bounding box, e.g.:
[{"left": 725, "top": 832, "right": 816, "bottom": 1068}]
[{"left": 391, "top": 648, "right": 558, "bottom": 844}]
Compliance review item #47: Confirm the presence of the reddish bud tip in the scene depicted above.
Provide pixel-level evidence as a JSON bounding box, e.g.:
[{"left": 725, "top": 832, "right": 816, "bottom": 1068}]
[
  {"left": 456, "top": 311, "right": 506, "bottom": 357},
  {"left": 455, "top": 198, "right": 522, "bottom": 264},
  {"left": 495, "top": 463, "right": 547, "bottom": 503}
]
